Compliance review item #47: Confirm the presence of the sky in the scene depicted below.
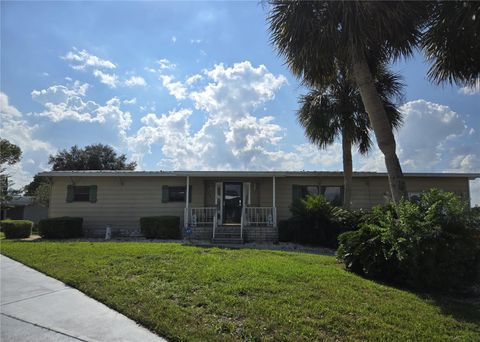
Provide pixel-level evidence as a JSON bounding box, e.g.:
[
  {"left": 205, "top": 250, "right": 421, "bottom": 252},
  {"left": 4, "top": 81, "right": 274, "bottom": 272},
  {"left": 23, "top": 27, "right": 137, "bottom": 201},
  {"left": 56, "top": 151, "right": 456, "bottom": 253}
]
[{"left": 1, "top": 1, "right": 479, "bottom": 205}]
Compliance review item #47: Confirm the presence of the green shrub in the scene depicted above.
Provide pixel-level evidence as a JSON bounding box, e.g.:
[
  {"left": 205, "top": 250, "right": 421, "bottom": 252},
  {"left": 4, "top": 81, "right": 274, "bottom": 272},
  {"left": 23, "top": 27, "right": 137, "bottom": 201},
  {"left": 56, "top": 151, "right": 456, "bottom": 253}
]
[
  {"left": 140, "top": 216, "right": 181, "bottom": 239},
  {"left": 337, "top": 189, "right": 480, "bottom": 290},
  {"left": 0, "top": 220, "right": 33, "bottom": 239},
  {"left": 281, "top": 195, "right": 360, "bottom": 248},
  {"left": 38, "top": 217, "right": 83, "bottom": 239}
]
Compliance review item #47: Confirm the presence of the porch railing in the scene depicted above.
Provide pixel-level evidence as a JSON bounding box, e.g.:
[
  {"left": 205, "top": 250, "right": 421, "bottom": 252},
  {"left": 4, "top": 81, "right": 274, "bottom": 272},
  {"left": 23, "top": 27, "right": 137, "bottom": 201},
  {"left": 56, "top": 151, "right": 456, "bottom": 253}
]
[
  {"left": 243, "top": 207, "right": 276, "bottom": 227},
  {"left": 187, "top": 207, "right": 217, "bottom": 227}
]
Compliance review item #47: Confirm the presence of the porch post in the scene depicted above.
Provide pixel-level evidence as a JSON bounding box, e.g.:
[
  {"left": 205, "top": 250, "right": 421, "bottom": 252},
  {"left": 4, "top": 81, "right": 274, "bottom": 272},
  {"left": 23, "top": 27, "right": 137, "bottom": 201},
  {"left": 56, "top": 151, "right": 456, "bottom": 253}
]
[
  {"left": 184, "top": 176, "right": 190, "bottom": 228},
  {"left": 272, "top": 176, "right": 277, "bottom": 227}
]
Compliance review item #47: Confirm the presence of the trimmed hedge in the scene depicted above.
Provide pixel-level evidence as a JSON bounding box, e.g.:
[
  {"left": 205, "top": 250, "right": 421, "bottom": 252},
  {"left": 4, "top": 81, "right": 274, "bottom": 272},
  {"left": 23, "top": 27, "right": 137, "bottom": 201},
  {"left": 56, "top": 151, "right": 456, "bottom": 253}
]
[
  {"left": 0, "top": 220, "right": 33, "bottom": 239},
  {"left": 38, "top": 217, "right": 83, "bottom": 239},
  {"left": 140, "top": 216, "right": 181, "bottom": 239}
]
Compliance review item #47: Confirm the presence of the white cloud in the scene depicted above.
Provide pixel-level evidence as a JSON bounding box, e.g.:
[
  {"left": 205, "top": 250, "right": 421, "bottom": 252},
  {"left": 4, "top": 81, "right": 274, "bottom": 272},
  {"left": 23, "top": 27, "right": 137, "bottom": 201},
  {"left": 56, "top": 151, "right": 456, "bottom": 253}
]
[
  {"left": 171, "top": 36, "right": 177, "bottom": 43},
  {"left": 160, "top": 75, "right": 188, "bottom": 100},
  {"left": 124, "top": 76, "right": 147, "bottom": 87},
  {"left": 123, "top": 98, "right": 137, "bottom": 105},
  {"left": 62, "top": 48, "right": 116, "bottom": 70},
  {"left": 458, "top": 80, "right": 480, "bottom": 95},
  {"left": 190, "top": 39, "right": 202, "bottom": 44},
  {"left": 126, "top": 61, "right": 295, "bottom": 171},
  {"left": 31, "top": 82, "right": 131, "bottom": 137},
  {"left": 190, "top": 61, "right": 287, "bottom": 120},
  {"left": 1, "top": 92, "right": 55, "bottom": 187},
  {"left": 93, "top": 69, "right": 119, "bottom": 88}
]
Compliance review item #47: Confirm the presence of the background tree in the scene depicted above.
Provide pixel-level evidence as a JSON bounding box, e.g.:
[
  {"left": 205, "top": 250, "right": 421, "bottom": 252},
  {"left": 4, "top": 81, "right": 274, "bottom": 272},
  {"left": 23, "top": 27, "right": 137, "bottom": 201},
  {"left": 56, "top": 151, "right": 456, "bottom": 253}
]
[
  {"left": 0, "top": 138, "right": 22, "bottom": 169},
  {"left": 49, "top": 144, "right": 137, "bottom": 171},
  {"left": 268, "top": 1, "right": 428, "bottom": 203},
  {"left": 25, "top": 144, "right": 136, "bottom": 205},
  {"left": 298, "top": 67, "right": 403, "bottom": 209},
  {"left": 0, "top": 138, "right": 22, "bottom": 205},
  {"left": 422, "top": 1, "right": 480, "bottom": 86}
]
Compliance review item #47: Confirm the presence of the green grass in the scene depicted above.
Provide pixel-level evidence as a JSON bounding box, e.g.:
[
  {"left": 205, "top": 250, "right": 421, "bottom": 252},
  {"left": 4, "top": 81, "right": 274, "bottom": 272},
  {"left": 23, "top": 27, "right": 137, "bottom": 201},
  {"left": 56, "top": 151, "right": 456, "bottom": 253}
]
[{"left": 1, "top": 241, "right": 479, "bottom": 341}]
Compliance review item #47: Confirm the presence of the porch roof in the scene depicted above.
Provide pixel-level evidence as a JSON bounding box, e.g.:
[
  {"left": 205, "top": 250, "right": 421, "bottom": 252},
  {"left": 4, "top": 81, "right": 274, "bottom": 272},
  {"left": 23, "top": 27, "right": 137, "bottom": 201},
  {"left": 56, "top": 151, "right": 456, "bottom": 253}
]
[{"left": 38, "top": 170, "right": 480, "bottom": 180}]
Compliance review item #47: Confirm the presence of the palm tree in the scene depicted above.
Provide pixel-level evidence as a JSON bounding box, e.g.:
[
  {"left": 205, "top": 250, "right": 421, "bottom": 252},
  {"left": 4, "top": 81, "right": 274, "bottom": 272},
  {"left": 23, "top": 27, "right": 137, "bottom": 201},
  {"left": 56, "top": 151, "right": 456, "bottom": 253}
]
[
  {"left": 268, "top": 1, "right": 428, "bottom": 203},
  {"left": 297, "top": 67, "right": 403, "bottom": 209},
  {"left": 422, "top": 1, "right": 480, "bottom": 86}
]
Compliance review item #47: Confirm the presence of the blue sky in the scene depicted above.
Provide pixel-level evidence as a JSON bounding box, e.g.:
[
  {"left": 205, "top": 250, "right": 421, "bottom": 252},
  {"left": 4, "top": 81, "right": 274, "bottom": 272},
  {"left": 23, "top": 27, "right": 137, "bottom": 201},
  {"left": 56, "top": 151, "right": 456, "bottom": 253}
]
[{"left": 1, "top": 1, "right": 479, "bottom": 205}]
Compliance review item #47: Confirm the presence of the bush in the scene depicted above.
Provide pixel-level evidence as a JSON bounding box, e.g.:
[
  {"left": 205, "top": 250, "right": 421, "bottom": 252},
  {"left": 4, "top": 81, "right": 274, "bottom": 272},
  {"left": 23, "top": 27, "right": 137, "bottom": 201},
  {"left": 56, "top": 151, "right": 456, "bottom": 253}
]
[
  {"left": 0, "top": 220, "right": 33, "bottom": 239},
  {"left": 337, "top": 189, "right": 480, "bottom": 290},
  {"left": 140, "top": 216, "right": 181, "bottom": 239},
  {"left": 279, "top": 195, "right": 360, "bottom": 248},
  {"left": 38, "top": 217, "right": 83, "bottom": 239}
]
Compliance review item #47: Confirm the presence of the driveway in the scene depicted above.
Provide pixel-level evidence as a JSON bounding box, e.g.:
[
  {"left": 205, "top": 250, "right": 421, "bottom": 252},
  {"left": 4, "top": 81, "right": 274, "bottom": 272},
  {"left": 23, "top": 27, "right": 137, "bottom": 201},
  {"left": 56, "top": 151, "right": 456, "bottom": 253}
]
[{"left": 0, "top": 255, "right": 166, "bottom": 342}]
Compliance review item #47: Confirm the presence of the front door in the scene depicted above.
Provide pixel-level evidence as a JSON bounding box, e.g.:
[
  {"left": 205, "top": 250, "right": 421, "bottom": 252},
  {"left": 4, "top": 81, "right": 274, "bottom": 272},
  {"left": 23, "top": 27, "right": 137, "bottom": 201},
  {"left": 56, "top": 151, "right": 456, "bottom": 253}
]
[{"left": 223, "top": 182, "right": 242, "bottom": 224}]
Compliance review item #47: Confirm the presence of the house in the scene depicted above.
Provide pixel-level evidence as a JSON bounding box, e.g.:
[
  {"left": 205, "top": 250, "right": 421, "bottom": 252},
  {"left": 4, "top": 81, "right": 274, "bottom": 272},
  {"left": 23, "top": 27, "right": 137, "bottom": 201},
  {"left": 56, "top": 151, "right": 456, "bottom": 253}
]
[
  {"left": 0, "top": 195, "right": 48, "bottom": 224},
  {"left": 39, "top": 170, "right": 479, "bottom": 243}
]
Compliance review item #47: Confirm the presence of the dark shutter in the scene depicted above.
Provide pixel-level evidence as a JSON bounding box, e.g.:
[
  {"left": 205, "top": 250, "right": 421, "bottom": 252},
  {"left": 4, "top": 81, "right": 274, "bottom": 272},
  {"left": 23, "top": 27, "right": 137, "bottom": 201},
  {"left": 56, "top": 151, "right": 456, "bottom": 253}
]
[
  {"left": 66, "top": 185, "right": 74, "bottom": 203},
  {"left": 320, "top": 186, "right": 326, "bottom": 195},
  {"left": 188, "top": 185, "right": 192, "bottom": 203},
  {"left": 292, "top": 185, "right": 301, "bottom": 202},
  {"left": 162, "top": 185, "right": 169, "bottom": 203},
  {"left": 89, "top": 185, "right": 97, "bottom": 203}
]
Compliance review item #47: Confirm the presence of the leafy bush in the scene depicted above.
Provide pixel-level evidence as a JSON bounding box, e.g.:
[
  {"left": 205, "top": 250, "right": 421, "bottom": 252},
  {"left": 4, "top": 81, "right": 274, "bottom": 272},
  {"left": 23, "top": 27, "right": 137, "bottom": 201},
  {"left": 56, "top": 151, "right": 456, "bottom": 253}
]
[
  {"left": 279, "top": 195, "right": 361, "bottom": 248},
  {"left": 0, "top": 220, "right": 32, "bottom": 239},
  {"left": 140, "top": 216, "right": 181, "bottom": 239},
  {"left": 38, "top": 217, "right": 83, "bottom": 239},
  {"left": 337, "top": 189, "right": 480, "bottom": 290}
]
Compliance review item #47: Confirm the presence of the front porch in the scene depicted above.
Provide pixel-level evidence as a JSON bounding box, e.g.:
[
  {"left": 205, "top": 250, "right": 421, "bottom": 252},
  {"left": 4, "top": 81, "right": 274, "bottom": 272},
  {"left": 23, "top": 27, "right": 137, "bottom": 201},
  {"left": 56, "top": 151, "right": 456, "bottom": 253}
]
[{"left": 182, "top": 177, "right": 278, "bottom": 243}]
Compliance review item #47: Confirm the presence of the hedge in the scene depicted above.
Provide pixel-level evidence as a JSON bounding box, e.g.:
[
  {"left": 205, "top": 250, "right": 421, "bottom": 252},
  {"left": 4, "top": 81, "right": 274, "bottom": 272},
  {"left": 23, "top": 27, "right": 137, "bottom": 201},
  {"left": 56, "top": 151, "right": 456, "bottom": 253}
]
[
  {"left": 0, "top": 220, "right": 33, "bottom": 239},
  {"left": 38, "top": 217, "right": 83, "bottom": 239},
  {"left": 140, "top": 216, "right": 181, "bottom": 239}
]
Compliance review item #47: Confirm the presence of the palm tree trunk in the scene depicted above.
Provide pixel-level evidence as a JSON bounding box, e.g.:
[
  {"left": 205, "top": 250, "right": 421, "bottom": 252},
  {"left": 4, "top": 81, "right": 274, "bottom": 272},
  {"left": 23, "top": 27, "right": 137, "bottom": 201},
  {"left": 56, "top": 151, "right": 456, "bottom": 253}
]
[
  {"left": 342, "top": 133, "right": 352, "bottom": 209},
  {"left": 351, "top": 53, "right": 407, "bottom": 203}
]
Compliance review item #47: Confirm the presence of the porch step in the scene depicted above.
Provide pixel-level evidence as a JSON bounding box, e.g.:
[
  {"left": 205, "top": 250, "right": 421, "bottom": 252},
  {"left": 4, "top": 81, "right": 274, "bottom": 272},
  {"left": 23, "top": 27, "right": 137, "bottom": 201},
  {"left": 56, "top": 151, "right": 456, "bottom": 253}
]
[{"left": 212, "top": 237, "right": 244, "bottom": 244}]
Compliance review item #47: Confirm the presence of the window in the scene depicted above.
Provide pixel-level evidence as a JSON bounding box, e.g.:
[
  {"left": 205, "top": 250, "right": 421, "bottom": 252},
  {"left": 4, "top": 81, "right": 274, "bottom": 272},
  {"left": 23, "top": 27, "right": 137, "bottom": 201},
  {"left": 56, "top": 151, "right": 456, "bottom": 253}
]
[
  {"left": 408, "top": 192, "right": 422, "bottom": 202},
  {"left": 162, "top": 185, "right": 192, "bottom": 203},
  {"left": 322, "top": 186, "right": 343, "bottom": 205},
  {"left": 292, "top": 185, "right": 319, "bottom": 201},
  {"left": 169, "top": 186, "right": 187, "bottom": 202},
  {"left": 66, "top": 185, "right": 97, "bottom": 203}
]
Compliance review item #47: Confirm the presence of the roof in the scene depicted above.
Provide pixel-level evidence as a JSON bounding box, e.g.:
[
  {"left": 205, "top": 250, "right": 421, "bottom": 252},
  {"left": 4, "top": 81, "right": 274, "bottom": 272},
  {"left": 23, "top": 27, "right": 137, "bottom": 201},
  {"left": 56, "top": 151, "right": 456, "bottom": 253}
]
[
  {"left": 5, "top": 196, "right": 34, "bottom": 206},
  {"left": 38, "top": 170, "right": 480, "bottom": 180}
]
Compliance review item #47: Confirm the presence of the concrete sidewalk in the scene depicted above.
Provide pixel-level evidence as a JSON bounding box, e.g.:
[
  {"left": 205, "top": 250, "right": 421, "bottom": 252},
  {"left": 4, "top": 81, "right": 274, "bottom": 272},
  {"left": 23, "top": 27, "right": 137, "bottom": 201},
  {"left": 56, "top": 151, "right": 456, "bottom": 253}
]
[{"left": 0, "top": 255, "right": 166, "bottom": 342}]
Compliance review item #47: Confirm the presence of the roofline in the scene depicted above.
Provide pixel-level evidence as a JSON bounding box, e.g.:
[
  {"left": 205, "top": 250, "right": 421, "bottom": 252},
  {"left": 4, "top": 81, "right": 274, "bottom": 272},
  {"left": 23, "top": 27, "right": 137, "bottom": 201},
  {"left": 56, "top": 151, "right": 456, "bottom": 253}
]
[{"left": 38, "top": 170, "right": 480, "bottom": 180}]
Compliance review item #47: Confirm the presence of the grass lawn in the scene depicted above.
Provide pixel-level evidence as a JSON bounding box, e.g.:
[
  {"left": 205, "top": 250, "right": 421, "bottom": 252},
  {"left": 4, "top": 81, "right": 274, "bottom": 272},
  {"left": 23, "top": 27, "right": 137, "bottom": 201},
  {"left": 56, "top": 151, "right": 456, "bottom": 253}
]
[{"left": 1, "top": 240, "right": 479, "bottom": 341}]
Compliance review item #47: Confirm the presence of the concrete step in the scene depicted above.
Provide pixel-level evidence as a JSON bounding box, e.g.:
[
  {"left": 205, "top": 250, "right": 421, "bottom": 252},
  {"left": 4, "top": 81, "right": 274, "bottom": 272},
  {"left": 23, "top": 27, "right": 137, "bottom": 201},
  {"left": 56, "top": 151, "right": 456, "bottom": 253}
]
[{"left": 212, "top": 238, "right": 244, "bottom": 244}]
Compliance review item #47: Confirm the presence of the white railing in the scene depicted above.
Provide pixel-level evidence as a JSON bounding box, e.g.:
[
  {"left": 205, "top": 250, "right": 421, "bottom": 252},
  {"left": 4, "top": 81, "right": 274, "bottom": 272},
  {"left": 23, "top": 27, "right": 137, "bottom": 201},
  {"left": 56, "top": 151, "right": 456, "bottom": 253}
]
[
  {"left": 244, "top": 207, "right": 276, "bottom": 227},
  {"left": 188, "top": 207, "right": 217, "bottom": 227},
  {"left": 240, "top": 206, "right": 245, "bottom": 239},
  {"left": 213, "top": 212, "right": 217, "bottom": 239}
]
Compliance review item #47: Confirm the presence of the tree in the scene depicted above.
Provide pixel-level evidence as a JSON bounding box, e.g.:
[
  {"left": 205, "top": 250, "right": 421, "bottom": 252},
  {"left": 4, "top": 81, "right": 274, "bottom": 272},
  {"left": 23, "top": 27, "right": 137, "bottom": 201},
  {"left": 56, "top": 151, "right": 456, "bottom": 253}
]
[
  {"left": 49, "top": 144, "right": 137, "bottom": 171},
  {"left": 0, "top": 138, "right": 22, "bottom": 205},
  {"left": 0, "top": 138, "right": 22, "bottom": 169},
  {"left": 268, "top": 1, "right": 428, "bottom": 203},
  {"left": 25, "top": 144, "right": 136, "bottom": 205},
  {"left": 297, "top": 67, "right": 403, "bottom": 209},
  {"left": 24, "top": 175, "right": 50, "bottom": 206},
  {"left": 422, "top": 1, "right": 480, "bottom": 86}
]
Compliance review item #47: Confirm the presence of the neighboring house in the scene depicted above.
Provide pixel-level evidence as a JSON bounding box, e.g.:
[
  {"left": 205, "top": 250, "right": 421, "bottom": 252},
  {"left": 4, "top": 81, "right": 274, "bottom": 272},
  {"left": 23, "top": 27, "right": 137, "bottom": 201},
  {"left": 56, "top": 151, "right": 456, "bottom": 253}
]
[
  {"left": 0, "top": 196, "right": 48, "bottom": 223},
  {"left": 39, "top": 171, "right": 479, "bottom": 243}
]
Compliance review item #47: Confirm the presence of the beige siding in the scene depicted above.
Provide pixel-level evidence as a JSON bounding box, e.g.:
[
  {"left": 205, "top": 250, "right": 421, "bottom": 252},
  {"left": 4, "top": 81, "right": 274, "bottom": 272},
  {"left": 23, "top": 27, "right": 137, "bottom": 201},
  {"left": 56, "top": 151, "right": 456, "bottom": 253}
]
[
  {"left": 48, "top": 175, "right": 471, "bottom": 233},
  {"left": 49, "top": 176, "right": 204, "bottom": 231}
]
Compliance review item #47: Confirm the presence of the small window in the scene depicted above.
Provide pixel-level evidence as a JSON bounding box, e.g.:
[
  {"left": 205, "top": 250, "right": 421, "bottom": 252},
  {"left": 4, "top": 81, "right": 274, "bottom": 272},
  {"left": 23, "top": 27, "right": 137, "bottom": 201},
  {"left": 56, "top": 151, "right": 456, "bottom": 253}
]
[
  {"left": 73, "top": 186, "right": 90, "bottom": 202},
  {"left": 168, "top": 186, "right": 187, "bottom": 202},
  {"left": 292, "top": 185, "right": 319, "bottom": 201},
  {"left": 162, "top": 185, "right": 192, "bottom": 203},
  {"left": 408, "top": 192, "right": 422, "bottom": 202},
  {"left": 322, "top": 186, "right": 344, "bottom": 206}
]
